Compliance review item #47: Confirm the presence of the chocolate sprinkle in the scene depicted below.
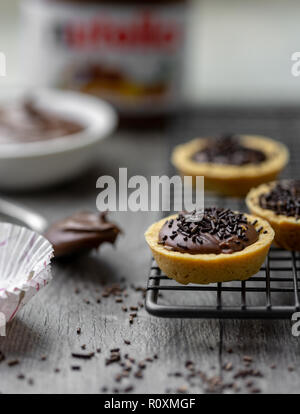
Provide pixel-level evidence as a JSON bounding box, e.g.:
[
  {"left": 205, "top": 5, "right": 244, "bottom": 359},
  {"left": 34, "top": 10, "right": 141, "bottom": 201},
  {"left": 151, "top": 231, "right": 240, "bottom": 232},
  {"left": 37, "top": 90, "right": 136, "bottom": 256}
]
[
  {"left": 192, "top": 134, "right": 266, "bottom": 166},
  {"left": 159, "top": 208, "right": 259, "bottom": 255},
  {"left": 7, "top": 359, "right": 19, "bottom": 367},
  {"left": 71, "top": 352, "right": 95, "bottom": 360},
  {"left": 259, "top": 180, "right": 300, "bottom": 219}
]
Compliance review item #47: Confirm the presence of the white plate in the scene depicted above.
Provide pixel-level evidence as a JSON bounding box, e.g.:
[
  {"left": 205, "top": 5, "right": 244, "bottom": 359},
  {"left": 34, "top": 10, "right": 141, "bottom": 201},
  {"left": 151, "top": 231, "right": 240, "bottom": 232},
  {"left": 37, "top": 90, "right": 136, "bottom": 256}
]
[{"left": 0, "top": 88, "right": 118, "bottom": 190}]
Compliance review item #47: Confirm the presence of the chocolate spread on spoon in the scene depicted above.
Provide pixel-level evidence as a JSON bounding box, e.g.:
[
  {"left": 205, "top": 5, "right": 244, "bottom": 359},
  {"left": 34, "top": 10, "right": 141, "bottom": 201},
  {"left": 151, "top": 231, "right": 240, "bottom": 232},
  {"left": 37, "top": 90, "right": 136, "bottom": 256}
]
[
  {"left": 192, "top": 134, "right": 266, "bottom": 166},
  {"left": 0, "top": 99, "right": 84, "bottom": 144},
  {"left": 45, "top": 211, "right": 121, "bottom": 257},
  {"left": 159, "top": 208, "right": 259, "bottom": 255}
]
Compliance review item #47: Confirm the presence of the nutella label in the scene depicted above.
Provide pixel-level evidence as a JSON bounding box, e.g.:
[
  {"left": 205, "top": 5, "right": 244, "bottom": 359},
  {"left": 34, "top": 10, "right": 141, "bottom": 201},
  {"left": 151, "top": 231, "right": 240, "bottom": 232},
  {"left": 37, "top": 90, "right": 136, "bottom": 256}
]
[{"left": 22, "top": 0, "right": 187, "bottom": 114}]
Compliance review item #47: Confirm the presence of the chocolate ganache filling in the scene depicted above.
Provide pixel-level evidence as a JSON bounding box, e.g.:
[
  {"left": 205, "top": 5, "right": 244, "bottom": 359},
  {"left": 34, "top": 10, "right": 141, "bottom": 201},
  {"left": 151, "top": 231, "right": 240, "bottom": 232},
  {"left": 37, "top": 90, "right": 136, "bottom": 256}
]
[
  {"left": 158, "top": 208, "right": 259, "bottom": 254},
  {"left": 192, "top": 134, "right": 266, "bottom": 166},
  {"left": 0, "top": 99, "right": 84, "bottom": 144},
  {"left": 259, "top": 180, "right": 300, "bottom": 219}
]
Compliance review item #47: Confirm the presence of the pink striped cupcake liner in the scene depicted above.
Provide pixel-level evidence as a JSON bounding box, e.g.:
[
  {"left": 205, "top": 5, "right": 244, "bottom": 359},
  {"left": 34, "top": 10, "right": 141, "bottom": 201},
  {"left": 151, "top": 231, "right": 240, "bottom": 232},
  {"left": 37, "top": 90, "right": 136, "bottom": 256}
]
[{"left": 0, "top": 223, "right": 53, "bottom": 323}]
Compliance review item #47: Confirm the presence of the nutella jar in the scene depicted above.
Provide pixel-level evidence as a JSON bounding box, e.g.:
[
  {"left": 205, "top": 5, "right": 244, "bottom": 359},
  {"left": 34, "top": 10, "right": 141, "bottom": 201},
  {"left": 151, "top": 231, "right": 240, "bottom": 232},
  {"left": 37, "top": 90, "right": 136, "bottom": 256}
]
[{"left": 21, "top": 0, "right": 188, "bottom": 119}]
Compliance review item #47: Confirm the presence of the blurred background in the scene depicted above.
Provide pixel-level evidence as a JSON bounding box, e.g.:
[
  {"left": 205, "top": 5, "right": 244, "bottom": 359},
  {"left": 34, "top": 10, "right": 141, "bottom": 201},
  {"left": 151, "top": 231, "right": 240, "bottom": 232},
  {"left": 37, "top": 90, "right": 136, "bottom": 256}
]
[
  {"left": 1, "top": 0, "right": 300, "bottom": 107},
  {"left": 1, "top": 1, "right": 300, "bottom": 398}
]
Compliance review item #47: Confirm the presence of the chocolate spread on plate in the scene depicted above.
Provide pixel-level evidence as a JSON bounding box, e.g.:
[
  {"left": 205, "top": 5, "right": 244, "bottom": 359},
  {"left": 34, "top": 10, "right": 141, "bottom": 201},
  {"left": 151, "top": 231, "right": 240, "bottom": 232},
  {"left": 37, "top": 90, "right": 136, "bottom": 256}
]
[
  {"left": 0, "top": 99, "right": 84, "bottom": 144},
  {"left": 192, "top": 134, "right": 266, "bottom": 166},
  {"left": 159, "top": 208, "right": 259, "bottom": 255},
  {"left": 45, "top": 211, "right": 121, "bottom": 257}
]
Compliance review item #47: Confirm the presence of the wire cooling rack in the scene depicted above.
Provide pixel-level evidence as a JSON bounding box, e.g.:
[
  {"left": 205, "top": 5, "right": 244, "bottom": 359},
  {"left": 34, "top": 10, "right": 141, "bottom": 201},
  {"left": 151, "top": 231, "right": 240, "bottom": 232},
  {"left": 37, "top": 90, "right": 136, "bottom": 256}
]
[
  {"left": 145, "top": 247, "right": 300, "bottom": 319},
  {"left": 145, "top": 108, "right": 300, "bottom": 319}
]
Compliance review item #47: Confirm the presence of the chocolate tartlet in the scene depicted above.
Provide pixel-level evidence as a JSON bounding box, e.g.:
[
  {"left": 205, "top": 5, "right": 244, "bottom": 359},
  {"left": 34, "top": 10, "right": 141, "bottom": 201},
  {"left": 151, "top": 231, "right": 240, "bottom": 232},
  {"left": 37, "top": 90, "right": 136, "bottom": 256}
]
[
  {"left": 246, "top": 180, "right": 300, "bottom": 251},
  {"left": 145, "top": 208, "right": 274, "bottom": 284},
  {"left": 45, "top": 211, "right": 121, "bottom": 257},
  {"left": 171, "top": 134, "right": 289, "bottom": 196}
]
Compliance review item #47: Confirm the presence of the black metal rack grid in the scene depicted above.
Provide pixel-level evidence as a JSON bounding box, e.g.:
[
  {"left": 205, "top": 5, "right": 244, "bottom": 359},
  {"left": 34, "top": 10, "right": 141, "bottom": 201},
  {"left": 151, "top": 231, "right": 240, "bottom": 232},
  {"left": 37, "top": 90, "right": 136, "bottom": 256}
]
[
  {"left": 145, "top": 108, "right": 300, "bottom": 319},
  {"left": 145, "top": 248, "right": 300, "bottom": 319}
]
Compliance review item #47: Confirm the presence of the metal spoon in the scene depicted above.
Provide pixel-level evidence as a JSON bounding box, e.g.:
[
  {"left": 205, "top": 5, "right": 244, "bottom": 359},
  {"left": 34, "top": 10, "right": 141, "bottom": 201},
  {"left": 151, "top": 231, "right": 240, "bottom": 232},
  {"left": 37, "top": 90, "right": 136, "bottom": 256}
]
[{"left": 0, "top": 197, "right": 48, "bottom": 233}]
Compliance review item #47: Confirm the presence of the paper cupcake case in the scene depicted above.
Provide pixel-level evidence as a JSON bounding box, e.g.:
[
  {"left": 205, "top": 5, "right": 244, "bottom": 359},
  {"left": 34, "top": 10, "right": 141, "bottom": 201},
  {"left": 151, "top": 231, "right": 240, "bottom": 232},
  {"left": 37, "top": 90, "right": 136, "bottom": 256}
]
[{"left": 0, "top": 223, "right": 53, "bottom": 323}]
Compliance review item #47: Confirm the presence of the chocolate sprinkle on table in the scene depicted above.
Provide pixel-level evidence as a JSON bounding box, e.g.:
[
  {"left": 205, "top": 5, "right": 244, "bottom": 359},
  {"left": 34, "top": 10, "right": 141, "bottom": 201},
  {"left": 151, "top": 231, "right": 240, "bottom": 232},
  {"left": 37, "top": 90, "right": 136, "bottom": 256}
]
[
  {"left": 71, "top": 352, "right": 95, "bottom": 360},
  {"left": 7, "top": 359, "right": 19, "bottom": 367},
  {"left": 0, "top": 351, "right": 5, "bottom": 363},
  {"left": 71, "top": 366, "right": 81, "bottom": 371}
]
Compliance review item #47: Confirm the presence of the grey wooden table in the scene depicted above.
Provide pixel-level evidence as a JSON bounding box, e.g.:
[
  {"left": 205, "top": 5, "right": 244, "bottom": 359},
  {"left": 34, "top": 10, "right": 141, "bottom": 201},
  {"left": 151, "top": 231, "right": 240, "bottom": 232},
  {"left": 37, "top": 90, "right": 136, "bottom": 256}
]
[{"left": 0, "top": 109, "right": 299, "bottom": 394}]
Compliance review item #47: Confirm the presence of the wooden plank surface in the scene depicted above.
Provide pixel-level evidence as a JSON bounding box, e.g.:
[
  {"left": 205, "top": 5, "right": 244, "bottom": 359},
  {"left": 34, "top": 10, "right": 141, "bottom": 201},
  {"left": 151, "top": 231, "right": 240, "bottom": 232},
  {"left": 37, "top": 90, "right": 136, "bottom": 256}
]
[{"left": 0, "top": 110, "right": 299, "bottom": 394}]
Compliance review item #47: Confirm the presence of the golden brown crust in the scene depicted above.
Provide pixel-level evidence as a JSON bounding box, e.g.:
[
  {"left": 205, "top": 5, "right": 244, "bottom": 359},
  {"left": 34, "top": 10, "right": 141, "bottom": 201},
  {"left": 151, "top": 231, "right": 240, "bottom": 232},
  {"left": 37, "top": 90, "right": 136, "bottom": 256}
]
[
  {"left": 171, "top": 135, "right": 289, "bottom": 196},
  {"left": 246, "top": 182, "right": 300, "bottom": 251},
  {"left": 145, "top": 213, "right": 274, "bottom": 284}
]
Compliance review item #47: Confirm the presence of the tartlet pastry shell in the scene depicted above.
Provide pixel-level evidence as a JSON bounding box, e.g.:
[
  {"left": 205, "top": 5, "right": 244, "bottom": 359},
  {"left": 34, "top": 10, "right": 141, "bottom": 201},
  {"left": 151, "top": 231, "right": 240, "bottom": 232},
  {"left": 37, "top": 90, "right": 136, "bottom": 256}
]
[
  {"left": 145, "top": 214, "right": 274, "bottom": 285},
  {"left": 171, "top": 135, "right": 289, "bottom": 196},
  {"left": 246, "top": 182, "right": 300, "bottom": 251}
]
